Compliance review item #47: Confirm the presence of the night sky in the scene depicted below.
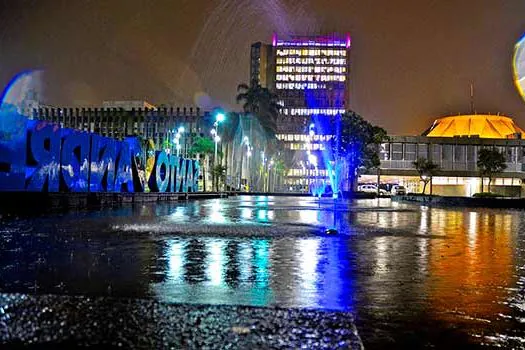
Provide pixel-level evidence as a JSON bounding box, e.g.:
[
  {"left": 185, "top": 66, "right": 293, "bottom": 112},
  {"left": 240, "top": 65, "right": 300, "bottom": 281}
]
[{"left": 0, "top": 0, "right": 524, "bottom": 135}]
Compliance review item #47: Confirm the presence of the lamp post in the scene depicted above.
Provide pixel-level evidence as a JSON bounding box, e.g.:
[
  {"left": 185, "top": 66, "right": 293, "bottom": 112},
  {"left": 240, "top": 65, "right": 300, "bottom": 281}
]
[
  {"left": 261, "top": 151, "right": 266, "bottom": 192},
  {"left": 208, "top": 113, "right": 225, "bottom": 192},
  {"left": 300, "top": 161, "right": 306, "bottom": 193},
  {"left": 306, "top": 123, "right": 316, "bottom": 193},
  {"left": 247, "top": 145, "right": 252, "bottom": 192},
  {"left": 238, "top": 136, "right": 250, "bottom": 192},
  {"left": 269, "top": 159, "right": 275, "bottom": 192},
  {"left": 173, "top": 126, "right": 184, "bottom": 157},
  {"left": 211, "top": 112, "right": 225, "bottom": 165}
]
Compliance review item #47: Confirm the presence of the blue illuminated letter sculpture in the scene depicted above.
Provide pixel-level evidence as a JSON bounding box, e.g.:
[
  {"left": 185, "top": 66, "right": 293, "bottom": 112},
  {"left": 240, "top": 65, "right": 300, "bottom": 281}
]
[
  {"left": 26, "top": 124, "right": 61, "bottom": 192},
  {"left": 114, "top": 140, "right": 134, "bottom": 192},
  {"left": 89, "top": 135, "right": 117, "bottom": 192},
  {"left": 61, "top": 131, "right": 90, "bottom": 192},
  {"left": 0, "top": 109, "right": 27, "bottom": 190}
]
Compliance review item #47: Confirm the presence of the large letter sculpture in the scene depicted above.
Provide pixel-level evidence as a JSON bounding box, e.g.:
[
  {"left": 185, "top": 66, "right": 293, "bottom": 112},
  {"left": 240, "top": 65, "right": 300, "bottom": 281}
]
[
  {"left": 114, "top": 140, "right": 134, "bottom": 192},
  {"left": 169, "top": 155, "right": 179, "bottom": 192},
  {"left": 149, "top": 151, "right": 170, "bottom": 192},
  {"left": 61, "top": 131, "right": 90, "bottom": 192},
  {"left": 26, "top": 124, "right": 61, "bottom": 192},
  {"left": 0, "top": 111, "right": 200, "bottom": 194},
  {"left": 0, "top": 109, "right": 27, "bottom": 190},
  {"left": 89, "top": 135, "right": 116, "bottom": 192},
  {"left": 190, "top": 161, "right": 200, "bottom": 192}
]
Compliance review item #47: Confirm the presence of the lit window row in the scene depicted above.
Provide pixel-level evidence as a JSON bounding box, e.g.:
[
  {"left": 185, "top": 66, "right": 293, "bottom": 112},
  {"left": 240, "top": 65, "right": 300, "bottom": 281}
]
[
  {"left": 287, "top": 168, "right": 330, "bottom": 177},
  {"left": 289, "top": 143, "right": 326, "bottom": 151},
  {"left": 277, "top": 134, "right": 333, "bottom": 142},
  {"left": 276, "top": 49, "right": 347, "bottom": 57},
  {"left": 276, "top": 57, "right": 346, "bottom": 65},
  {"left": 276, "top": 66, "right": 346, "bottom": 74},
  {"left": 276, "top": 83, "right": 328, "bottom": 90},
  {"left": 282, "top": 108, "right": 346, "bottom": 116},
  {"left": 276, "top": 74, "right": 346, "bottom": 82},
  {"left": 276, "top": 41, "right": 347, "bottom": 47}
]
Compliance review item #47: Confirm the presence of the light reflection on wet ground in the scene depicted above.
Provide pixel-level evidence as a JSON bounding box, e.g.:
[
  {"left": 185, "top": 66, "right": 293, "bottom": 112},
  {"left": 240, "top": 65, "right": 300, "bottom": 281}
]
[{"left": 0, "top": 196, "right": 524, "bottom": 348}]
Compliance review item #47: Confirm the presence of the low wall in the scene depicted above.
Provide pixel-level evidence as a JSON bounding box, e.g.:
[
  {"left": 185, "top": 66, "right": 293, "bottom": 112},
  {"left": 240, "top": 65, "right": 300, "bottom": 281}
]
[
  {"left": 393, "top": 194, "right": 525, "bottom": 209},
  {"left": 0, "top": 192, "right": 227, "bottom": 215}
]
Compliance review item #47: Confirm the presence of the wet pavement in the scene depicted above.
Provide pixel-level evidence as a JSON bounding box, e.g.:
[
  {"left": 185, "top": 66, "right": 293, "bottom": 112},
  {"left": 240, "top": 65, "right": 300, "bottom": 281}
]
[
  {"left": 0, "top": 196, "right": 524, "bottom": 348},
  {"left": 0, "top": 293, "right": 362, "bottom": 349}
]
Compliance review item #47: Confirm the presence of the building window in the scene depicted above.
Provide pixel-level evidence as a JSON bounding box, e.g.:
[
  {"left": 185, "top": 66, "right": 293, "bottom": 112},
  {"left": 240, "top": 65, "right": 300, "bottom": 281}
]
[
  {"left": 431, "top": 144, "right": 441, "bottom": 162},
  {"left": 454, "top": 145, "right": 465, "bottom": 162},
  {"left": 380, "top": 143, "right": 390, "bottom": 160},
  {"left": 442, "top": 145, "right": 453, "bottom": 161},
  {"left": 392, "top": 143, "right": 403, "bottom": 161},
  {"left": 405, "top": 143, "right": 416, "bottom": 161},
  {"left": 417, "top": 144, "right": 428, "bottom": 159},
  {"left": 466, "top": 145, "right": 476, "bottom": 162},
  {"left": 506, "top": 147, "right": 517, "bottom": 163}
]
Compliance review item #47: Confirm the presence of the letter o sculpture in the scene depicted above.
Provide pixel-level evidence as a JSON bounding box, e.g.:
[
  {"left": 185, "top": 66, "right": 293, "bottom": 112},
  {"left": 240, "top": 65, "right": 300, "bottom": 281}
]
[{"left": 155, "top": 151, "right": 170, "bottom": 193}]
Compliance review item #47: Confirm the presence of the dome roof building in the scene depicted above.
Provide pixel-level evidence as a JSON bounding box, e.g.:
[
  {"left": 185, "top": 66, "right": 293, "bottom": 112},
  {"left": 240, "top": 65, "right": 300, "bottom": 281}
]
[{"left": 422, "top": 114, "right": 524, "bottom": 139}]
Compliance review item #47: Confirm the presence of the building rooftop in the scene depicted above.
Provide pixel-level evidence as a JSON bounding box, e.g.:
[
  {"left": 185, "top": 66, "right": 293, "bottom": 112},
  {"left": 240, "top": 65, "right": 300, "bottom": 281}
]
[
  {"left": 423, "top": 114, "right": 524, "bottom": 139},
  {"left": 102, "top": 100, "right": 157, "bottom": 110},
  {"left": 272, "top": 33, "right": 351, "bottom": 48}
]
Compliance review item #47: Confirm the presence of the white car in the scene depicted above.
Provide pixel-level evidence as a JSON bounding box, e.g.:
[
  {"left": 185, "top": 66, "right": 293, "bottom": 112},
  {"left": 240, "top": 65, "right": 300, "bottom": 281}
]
[
  {"left": 358, "top": 184, "right": 387, "bottom": 195},
  {"left": 391, "top": 185, "right": 407, "bottom": 195}
]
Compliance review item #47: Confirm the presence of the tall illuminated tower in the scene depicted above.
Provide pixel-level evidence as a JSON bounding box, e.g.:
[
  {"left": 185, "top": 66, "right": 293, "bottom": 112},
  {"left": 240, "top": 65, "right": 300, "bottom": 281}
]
[{"left": 249, "top": 33, "right": 351, "bottom": 188}]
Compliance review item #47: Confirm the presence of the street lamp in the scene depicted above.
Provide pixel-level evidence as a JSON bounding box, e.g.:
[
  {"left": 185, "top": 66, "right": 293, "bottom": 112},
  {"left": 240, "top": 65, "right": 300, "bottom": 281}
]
[
  {"left": 306, "top": 124, "right": 316, "bottom": 190},
  {"left": 239, "top": 136, "right": 250, "bottom": 191},
  {"left": 269, "top": 159, "right": 275, "bottom": 192},
  {"left": 173, "top": 126, "right": 185, "bottom": 157},
  {"left": 216, "top": 113, "right": 226, "bottom": 123},
  {"left": 211, "top": 113, "right": 225, "bottom": 166},
  {"left": 247, "top": 145, "right": 252, "bottom": 191}
]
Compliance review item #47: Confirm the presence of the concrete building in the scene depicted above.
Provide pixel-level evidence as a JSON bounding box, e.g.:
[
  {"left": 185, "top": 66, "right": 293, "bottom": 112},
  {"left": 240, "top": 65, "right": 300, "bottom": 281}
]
[
  {"left": 102, "top": 100, "right": 157, "bottom": 110},
  {"left": 360, "top": 114, "right": 525, "bottom": 197},
  {"left": 250, "top": 33, "right": 351, "bottom": 189},
  {"left": 31, "top": 103, "right": 210, "bottom": 157}
]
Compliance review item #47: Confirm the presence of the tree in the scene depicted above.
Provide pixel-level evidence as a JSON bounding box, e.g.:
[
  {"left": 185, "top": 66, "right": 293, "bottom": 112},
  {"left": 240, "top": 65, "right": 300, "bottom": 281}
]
[
  {"left": 477, "top": 147, "right": 507, "bottom": 192},
  {"left": 236, "top": 83, "right": 280, "bottom": 136},
  {"left": 189, "top": 136, "right": 215, "bottom": 191},
  {"left": 212, "top": 164, "right": 227, "bottom": 192},
  {"left": 271, "top": 157, "right": 287, "bottom": 192},
  {"left": 332, "top": 111, "right": 388, "bottom": 192},
  {"left": 413, "top": 158, "right": 440, "bottom": 194}
]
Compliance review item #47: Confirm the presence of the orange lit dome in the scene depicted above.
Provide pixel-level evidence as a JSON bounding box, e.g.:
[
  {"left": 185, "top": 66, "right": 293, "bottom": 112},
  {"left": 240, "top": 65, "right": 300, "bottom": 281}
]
[{"left": 423, "top": 114, "right": 525, "bottom": 139}]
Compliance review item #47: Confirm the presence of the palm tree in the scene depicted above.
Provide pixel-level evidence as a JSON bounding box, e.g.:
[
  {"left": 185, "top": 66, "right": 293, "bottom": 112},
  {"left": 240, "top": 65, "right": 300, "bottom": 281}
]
[
  {"left": 212, "top": 164, "right": 227, "bottom": 192},
  {"left": 236, "top": 83, "right": 280, "bottom": 136},
  {"left": 189, "top": 136, "right": 215, "bottom": 191}
]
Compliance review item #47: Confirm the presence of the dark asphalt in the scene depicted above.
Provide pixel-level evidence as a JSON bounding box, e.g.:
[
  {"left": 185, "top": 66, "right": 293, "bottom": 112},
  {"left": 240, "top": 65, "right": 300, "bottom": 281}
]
[{"left": 0, "top": 293, "right": 363, "bottom": 349}]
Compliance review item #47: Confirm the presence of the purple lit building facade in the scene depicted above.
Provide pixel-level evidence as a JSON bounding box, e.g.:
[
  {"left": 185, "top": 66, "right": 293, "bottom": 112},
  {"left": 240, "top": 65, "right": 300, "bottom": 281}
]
[{"left": 250, "top": 34, "right": 351, "bottom": 189}]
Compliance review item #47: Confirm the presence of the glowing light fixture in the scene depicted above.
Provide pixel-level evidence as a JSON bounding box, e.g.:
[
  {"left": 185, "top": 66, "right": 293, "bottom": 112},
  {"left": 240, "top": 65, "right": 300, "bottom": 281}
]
[
  {"left": 513, "top": 34, "right": 525, "bottom": 102},
  {"left": 216, "top": 113, "right": 226, "bottom": 123}
]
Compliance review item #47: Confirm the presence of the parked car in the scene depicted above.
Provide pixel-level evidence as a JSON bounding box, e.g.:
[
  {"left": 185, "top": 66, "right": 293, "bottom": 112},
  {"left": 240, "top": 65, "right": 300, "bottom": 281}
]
[
  {"left": 358, "top": 184, "right": 388, "bottom": 195},
  {"left": 391, "top": 185, "right": 407, "bottom": 195}
]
